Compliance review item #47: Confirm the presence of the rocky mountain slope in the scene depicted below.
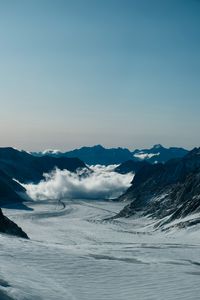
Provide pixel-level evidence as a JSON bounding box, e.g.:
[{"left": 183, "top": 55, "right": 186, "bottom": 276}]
[
  {"left": 114, "top": 160, "right": 149, "bottom": 174},
  {"left": 0, "top": 208, "right": 28, "bottom": 238},
  {"left": 0, "top": 169, "right": 26, "bottom": 206},
  {"left": 0, "top": 167, "right": 29, "bottom": 238},
  {"left": 115, "top": 148, "right": 200, "bottom": 228}
]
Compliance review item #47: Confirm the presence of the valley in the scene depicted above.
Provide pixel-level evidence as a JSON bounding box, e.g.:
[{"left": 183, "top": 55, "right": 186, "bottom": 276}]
[{"left": 0, "top": 199, "right": 200, "bottom": 300}]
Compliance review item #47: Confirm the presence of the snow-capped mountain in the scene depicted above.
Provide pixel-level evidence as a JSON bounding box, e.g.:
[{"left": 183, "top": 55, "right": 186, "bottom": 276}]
[
  {"left": 115, "top": 148, "right": 200, "bottom": 229},
  {"left": 31, "top": 144, "right": 188, "bottom": 165},
  {"left": 132, "top": 144, "right": 188, "bottom": 164}
]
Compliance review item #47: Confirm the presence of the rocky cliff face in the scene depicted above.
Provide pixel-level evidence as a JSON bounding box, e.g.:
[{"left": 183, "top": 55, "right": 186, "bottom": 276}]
[
  {"left": 115, "top": 148, "right": 200, "bottom": 228},
  {"left": 0, "top": 208, "right": 28, "bottom": 239}
]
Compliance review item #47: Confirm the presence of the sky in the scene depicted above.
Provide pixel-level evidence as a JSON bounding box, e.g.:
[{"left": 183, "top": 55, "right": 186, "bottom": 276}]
[{"left": 0, "top": 0, "right": 199, "bottom": 151}]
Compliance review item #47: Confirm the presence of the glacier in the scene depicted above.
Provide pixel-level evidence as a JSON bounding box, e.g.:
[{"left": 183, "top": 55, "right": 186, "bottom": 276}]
[{"left": 0, "top": 199, "right": 200, "bottom": 300}]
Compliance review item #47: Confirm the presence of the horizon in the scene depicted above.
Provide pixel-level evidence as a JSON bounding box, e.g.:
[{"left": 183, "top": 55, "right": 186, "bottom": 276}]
[
  {"left": 0, "top": 142, "right": 195, "bottom": 153},
  {"left": 0, "top": 0, "right": 200, "bottom": 150}
]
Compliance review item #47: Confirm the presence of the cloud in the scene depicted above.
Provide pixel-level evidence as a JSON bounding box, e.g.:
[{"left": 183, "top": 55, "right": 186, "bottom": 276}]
[
  {"left": 23, "top": 165, "right": 133, "bottom": 201},
  {"left": 133, "top": 152, "right": 160, "bottom": 160}
]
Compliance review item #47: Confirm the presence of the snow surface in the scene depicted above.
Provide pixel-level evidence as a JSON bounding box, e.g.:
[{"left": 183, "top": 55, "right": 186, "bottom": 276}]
[{"left": 0, "top": 200, "right": 200, "bottom": 300}]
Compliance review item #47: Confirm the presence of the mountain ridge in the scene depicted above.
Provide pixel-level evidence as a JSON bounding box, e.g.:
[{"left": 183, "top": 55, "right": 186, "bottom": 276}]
[
  {"left": 0, "top": 147, "right": 88, "bottom": 184},
  {"left": 31, "top": 144, "right": 189, "bottom": 165},
  {"left": 113, "top": 147, "right": 200, "bottom": 229}
]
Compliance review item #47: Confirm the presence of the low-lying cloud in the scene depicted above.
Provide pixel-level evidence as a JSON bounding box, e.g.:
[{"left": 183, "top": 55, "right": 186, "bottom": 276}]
[{"left": 23, "top": 165, "right": 133, "bottom": 201}]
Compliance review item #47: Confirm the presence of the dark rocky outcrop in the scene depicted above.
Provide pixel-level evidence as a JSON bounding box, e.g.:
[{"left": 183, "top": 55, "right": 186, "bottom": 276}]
[
  {"left": 0, "top": 208, "right": 28, "bottom": 239},
  {"left": 0, "top": 290, "right": 14, "bottom": 300},
  {"left": 114, "top": 148, "right": 200, "bottom": 227}
]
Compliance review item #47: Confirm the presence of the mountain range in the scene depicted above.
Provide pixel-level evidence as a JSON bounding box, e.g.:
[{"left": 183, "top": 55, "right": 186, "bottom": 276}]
[
  {"left": 0, "top": 145, "right": 199, "bottom": 238},
  {"left": 114, "top": 147, "right": 200, "bottom": 229},
  {"left": 32, "top": 144, "right": 189, "bottom": 165},
  {"left": 132, "top": 144, "right": 188, "bottom": 164}
]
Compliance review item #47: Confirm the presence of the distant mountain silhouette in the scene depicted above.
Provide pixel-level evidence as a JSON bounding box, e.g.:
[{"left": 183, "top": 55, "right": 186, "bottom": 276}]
[
  {"left": 33, "top": 145, "right": 134, "bottom": 165},
  {"left": 65, "top": 145, "right": 135, "bottom": 165},
  {"left": 114, "top": 148, "right": 200, "bottom": 229},
  {"left": 0, "top": 147, "right": 87, "bottom": 184},
  {"left": 132, "top": 144, "right": 188, "bottom": 164},
  {"left": 32, "top": 144, "right": 188, "bottom": 165}
]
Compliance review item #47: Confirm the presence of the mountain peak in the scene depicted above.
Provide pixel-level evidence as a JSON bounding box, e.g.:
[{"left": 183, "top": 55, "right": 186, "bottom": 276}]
[
  {"left": 152, "top": 144, "right": 163, "bottom": 149},
  {"left": 93, "top": 144, "right": 104, "bottom": 149}
]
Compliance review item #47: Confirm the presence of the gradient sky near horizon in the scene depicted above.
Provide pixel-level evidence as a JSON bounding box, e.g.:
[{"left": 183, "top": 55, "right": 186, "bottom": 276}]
[{"left": 0, "top": 0, "right": 199, "bottom": 151}]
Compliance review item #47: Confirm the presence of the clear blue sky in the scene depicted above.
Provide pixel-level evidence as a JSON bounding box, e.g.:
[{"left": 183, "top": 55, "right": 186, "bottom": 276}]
[{"left": 0, "top": 0, "right": 199, "bottom": 151}]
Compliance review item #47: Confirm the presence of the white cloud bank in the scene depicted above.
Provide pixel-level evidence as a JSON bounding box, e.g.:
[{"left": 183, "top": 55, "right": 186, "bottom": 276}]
[
  {"left": 23, "top": 165, "right": 134, "bottom": 201},
  {"left": 133, "top": 152, "right": 160, "bottom": 160}
]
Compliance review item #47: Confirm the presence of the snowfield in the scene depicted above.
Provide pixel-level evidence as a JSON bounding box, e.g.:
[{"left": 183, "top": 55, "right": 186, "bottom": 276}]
[{"left": 0, "top": 199, "right": 200, "bottom": 300}]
